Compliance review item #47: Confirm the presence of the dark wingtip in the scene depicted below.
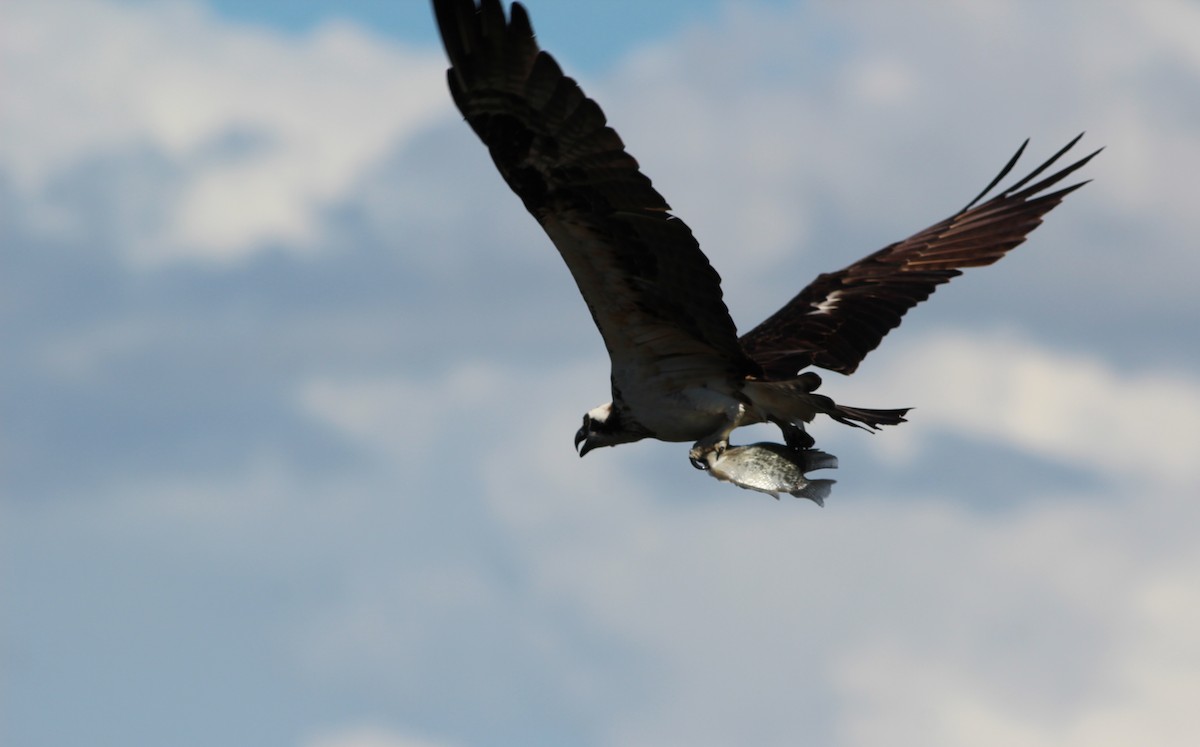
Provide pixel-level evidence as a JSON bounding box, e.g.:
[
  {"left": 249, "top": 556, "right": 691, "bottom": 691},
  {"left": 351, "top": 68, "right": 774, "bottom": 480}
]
[
  {"left": 962, "top": 133, "right": 1100, "bottom": 211},
  {"left": 510, "top": 2, "right": 533, "bottom": 38},
  {"left": 962, "top": 138, "right": 1029, "bottom": 211}
]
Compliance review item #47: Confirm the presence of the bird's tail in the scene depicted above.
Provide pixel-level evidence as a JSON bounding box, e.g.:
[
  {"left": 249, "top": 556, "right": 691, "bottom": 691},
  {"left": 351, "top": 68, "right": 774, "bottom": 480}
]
[
  {"left": 824, "top": 402, "right": 910, "bottom": 431},
  {"left": 744, "top": 379, "right": 909, "bottom": 433}
]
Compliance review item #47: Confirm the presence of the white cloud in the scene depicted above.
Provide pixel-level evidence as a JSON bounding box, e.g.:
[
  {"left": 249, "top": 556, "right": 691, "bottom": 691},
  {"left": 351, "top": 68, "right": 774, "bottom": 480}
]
[
  {"left": 846, "top": 329, "right": 1200, "bottom": 484},
  {"left": 472, "top": 462, "right": 1199, "bottom": 747},
  {"left": 295, "top": 359, "right": 599, "bottom": 457},
  {"left": 1, "top": 0, "right": 448, "bottom": 262},
  {"left": 584, "top": 0, "right": 1200, "bottom": 330},
  {"left": 832, "top": 526, "right": 1200, "bottom": 747},
  {"left": 509, "top": 480, "right": 1180, "bottom": 745},
  {"left": 9, "top": 1, "right": 1200, "bottom": 746},
  {"left": 265, "top": 5, "right": 1200, "bottom": 736},
  {"left": 843, "top": 56, "right": 919, "bottom": 106}
]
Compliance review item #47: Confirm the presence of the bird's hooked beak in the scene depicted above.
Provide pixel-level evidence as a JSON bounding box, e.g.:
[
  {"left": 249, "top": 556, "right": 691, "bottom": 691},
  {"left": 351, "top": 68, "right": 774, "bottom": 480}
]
[{"left": 574, "top": 426, "right": 595, "bottom": 457}]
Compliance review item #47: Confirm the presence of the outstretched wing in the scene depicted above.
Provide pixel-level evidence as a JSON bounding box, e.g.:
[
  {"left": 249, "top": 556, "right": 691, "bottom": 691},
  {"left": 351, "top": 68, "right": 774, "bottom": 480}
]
[
  {"left": 434, "top": 0, "right": 756, "bottom": 375},
  {"left": 740, "top": 135, "right": 1100, "bottom": 378}
]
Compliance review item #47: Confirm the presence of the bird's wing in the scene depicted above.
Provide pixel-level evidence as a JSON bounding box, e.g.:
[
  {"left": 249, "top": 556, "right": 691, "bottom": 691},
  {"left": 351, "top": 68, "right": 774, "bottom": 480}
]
[
  {"left": 739, "top": 135, "right": 1100, "bottom": 378},
  {"left": 435, "top": 0, "right": 756, "bottom": 376}
]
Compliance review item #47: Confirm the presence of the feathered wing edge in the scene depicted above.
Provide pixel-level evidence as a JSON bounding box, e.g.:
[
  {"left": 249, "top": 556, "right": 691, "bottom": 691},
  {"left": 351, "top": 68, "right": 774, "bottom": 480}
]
[
  {"left": 739, "top": 135, "right": 1101, "bottom": 379},
  {"left": 434, "top": 0, "right": 757, "bottom": 373}
]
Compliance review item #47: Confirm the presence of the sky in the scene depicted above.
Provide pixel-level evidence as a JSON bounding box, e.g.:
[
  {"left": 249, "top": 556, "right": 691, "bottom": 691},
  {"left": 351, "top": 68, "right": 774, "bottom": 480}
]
[{"left": 3, "top": 1, "right": 1199, "bottom": 746}]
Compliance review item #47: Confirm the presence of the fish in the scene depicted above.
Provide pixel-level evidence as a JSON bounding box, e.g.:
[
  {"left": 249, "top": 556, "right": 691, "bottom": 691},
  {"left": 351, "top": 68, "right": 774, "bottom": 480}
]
[{"left": 703, "top": 443, "right": 838, "bottom": 505}]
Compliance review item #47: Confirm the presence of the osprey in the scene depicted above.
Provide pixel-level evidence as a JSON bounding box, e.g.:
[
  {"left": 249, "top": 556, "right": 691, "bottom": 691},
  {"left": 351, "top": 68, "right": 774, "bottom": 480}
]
[{"left": 433, "top": 0, "right": 1098, "bottom": 496}]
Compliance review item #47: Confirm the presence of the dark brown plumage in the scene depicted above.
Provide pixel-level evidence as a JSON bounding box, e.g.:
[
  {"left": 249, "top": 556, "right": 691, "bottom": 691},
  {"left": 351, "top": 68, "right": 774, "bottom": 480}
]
[
  {"left": 433, "top": 0, "right": 1097, "bottom": 487},
  {"left": 434, "top": 0, "right": 756, "bottom": 374},
  {"left": 434, "top": 0, "right": 1097, "bottom": 385},
  {"left": 739, "top": 136, "right": 1100, "bottom": 377}
]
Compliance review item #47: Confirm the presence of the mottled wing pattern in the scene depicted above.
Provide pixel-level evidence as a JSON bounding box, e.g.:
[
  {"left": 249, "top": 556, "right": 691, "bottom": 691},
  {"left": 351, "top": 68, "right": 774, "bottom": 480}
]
[
  {"left": 740, "top": 135, "right": 1101, "bottom": 378},
  {"left": 434, "top": 0, "right": 756, "bottom": 374}
]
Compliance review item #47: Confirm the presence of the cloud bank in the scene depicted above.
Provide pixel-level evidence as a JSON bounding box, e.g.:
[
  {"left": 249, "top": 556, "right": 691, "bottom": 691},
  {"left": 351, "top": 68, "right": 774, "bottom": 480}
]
[{"left": 4, "top": 1, "right": 1198, "bottom": 746}]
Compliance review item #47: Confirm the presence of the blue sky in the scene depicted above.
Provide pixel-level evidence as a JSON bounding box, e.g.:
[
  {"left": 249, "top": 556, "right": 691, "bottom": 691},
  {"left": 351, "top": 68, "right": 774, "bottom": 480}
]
[
  {"left": 200, "top": 0, "right": 787, "bottom": 72},
  {"left": 4, "top": 1, "right": 1200, "bottom": 746}
]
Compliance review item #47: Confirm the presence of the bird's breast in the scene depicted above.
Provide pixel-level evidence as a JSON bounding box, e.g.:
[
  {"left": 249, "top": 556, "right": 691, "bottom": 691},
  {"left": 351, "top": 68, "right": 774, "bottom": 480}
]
[{"left": 612, "top": 364, "right": 754, "bottom": 442}]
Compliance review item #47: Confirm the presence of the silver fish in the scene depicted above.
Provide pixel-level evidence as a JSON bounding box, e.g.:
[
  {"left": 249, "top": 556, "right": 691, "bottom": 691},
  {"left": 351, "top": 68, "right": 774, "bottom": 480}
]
[{"left": 704, "top": 443, "right": 838, "bottom": 505}]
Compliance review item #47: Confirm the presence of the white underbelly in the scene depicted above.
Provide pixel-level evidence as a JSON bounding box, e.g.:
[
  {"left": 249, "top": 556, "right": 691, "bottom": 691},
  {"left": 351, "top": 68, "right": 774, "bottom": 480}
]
[
  {"left": 630, "top": 399, "right": 731, "bottom": 442},
  {"left": 614, "top": 368, "right": 758, "bottom": 442}
]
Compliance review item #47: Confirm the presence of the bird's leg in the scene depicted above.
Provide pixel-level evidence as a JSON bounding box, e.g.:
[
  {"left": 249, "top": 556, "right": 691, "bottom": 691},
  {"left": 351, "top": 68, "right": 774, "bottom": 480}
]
[
  {"left": 775, "top": 419, "right": 815, "bottom": 450},
  {"left": 688, "top": 436, "right": 727, "bottom": 471},
  {"left": 688, "top": 403, "right": 748, "bottom": 470}
]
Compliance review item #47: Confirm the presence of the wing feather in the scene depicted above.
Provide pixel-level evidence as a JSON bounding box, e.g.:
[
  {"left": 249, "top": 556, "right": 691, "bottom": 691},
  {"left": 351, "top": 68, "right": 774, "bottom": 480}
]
[
  {"left": 434, "top": 0, "right": 755, "bottom": 374},
  {"left": 739, "top": 136, "right": 1100, "bottom": 377}
]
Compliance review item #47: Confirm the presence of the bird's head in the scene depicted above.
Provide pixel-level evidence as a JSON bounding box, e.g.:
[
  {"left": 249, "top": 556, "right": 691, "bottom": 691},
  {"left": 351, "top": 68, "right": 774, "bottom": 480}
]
[{"left": 574, "top": 402, "right": 648, "bottom": 456}]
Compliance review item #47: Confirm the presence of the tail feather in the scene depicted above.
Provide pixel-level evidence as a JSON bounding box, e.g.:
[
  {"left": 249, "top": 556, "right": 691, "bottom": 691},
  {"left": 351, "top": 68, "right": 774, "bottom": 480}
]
[
  {"left": 827, "top": 403, "right": 910, "bottom": 431},
  {"left": 744, "top": 379, "right": 910, "bottom": 433}
]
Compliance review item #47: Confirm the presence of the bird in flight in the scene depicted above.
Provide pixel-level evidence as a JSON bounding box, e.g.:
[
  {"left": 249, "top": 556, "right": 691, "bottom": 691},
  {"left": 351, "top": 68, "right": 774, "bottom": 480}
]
[{"left": 433, "top": 0, "right": 1098, "bottom": 501}]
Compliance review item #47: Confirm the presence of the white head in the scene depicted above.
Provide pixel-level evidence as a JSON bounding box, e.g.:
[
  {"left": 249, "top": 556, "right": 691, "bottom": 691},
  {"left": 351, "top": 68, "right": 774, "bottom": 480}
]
[{"left": 574, "top": 402, "right": 650, "bottom": 456}]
